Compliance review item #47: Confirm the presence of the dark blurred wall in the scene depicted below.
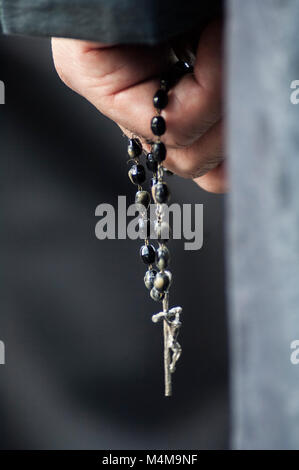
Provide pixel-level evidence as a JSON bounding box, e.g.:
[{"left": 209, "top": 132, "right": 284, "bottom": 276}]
[{"left": 0, "top": 35, "right": 228, "bottom": 449}]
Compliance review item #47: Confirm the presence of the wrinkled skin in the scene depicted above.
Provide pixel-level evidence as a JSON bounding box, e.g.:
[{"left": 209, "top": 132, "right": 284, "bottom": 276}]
[{"left": 52, "top": 20, "right": 226, "bottom": 193}]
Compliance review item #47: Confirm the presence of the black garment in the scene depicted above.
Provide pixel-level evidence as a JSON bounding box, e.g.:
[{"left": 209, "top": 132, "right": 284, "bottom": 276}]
[{"left": 0, "top": 0, "right": 221, "bottom": 44}]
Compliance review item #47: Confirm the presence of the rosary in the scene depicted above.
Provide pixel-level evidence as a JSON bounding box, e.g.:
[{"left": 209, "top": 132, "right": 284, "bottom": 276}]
[{"left": 125, "top": 61, "right": 193, "bottom": 396}]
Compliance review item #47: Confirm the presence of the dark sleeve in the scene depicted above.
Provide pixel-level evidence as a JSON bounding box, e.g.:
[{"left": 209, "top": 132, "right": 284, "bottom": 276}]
[
  {"left": 0, "top": 0, "right": 221, "bottom": 44},
  {"left": 0, "top": 2, "right": 3, "bottom": 34}
]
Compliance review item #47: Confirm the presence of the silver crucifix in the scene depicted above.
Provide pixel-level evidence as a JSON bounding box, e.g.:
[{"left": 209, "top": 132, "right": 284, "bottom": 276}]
[{"left": 152, "top": 296, "right": 182, "bottom": 397}]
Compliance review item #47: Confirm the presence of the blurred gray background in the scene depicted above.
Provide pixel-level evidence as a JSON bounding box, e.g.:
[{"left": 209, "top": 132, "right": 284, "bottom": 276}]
[{"left": 0, "top": 35, "right": 228, "bottom": 449}]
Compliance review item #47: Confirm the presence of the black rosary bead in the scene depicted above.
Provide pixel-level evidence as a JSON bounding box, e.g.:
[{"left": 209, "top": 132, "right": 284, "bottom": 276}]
[
  {"left": 153, "top": 89, "right": 168, "bottom": 110},
  {"left": 157, "top": 246, "right": 170, "bottom": 270},
  {"left": 135, "top": 190, "right": 150, "bottom": 209},
  {"left": 150, "top": 287, "right": 165, "bottom": 302},
  {"left": 172, "top": 60, "right": 193, "bottom": 79},
  {"left": 161, "top": 61, "right": 193, "bottom": 91},
  {"left": 146, "top": 152, "right": 158, "bottom": 172},
  {"left": 128, "top": 164, "right": 146, "bottom": 185},
  {"left": 154, "top": 272, "right": 170, "bottom": 293},
  {"left": 144, "top": 269, "right": 157, "bottom": 290},
  {"left": 140, "top": 244, "right": 156, "bottom": 264},
  {"left": 152, "top": 182, "right": 170, "bottom": 204},
  {"left": 127, "top": 138, "right": 142, "bottom": 159},
  {"left": 151, "top": 142, "right": 166, "bottom": 162},
  {"left": 151, "top": 116, "right": 166, "bottom": 136}
]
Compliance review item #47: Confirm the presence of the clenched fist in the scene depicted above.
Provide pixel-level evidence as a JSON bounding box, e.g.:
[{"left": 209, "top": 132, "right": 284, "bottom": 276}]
[{"left": 52, "top": 20, "right": 226, "bottom": 193}]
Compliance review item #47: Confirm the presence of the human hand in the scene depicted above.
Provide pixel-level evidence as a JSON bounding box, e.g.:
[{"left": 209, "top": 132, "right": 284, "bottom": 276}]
[{"left": 52, "top": 20, "right": 225, "bottom": 193}]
